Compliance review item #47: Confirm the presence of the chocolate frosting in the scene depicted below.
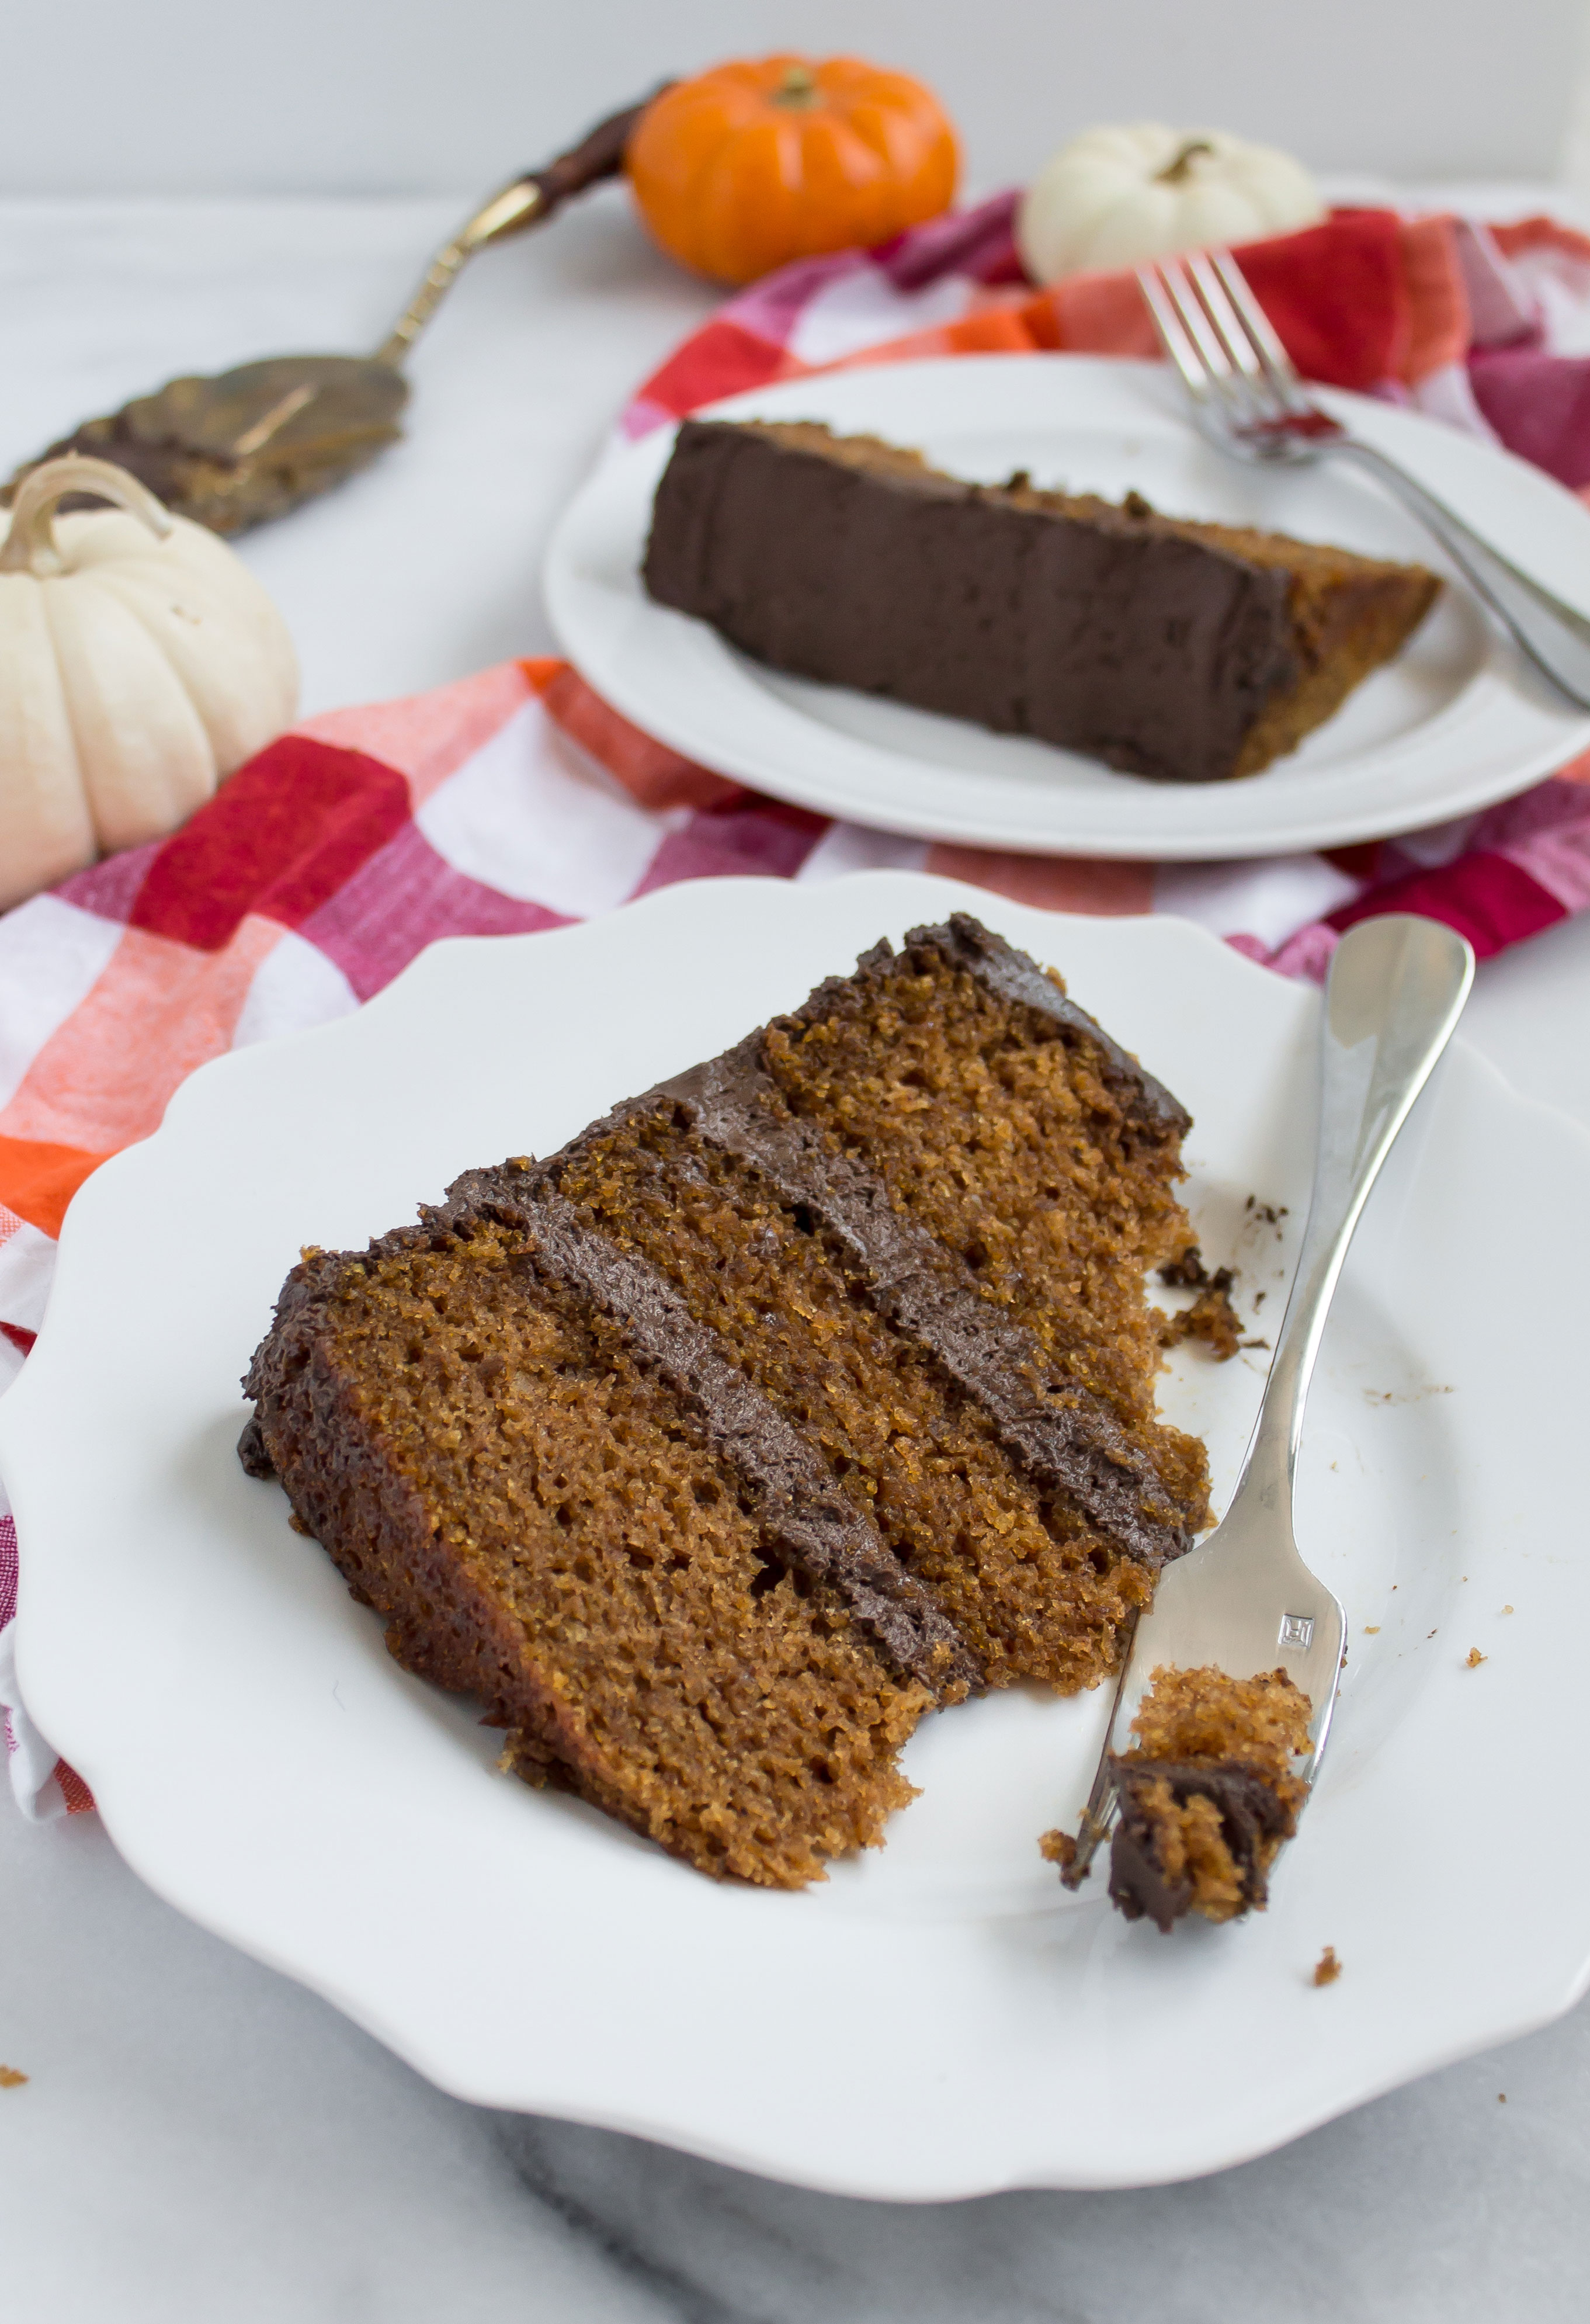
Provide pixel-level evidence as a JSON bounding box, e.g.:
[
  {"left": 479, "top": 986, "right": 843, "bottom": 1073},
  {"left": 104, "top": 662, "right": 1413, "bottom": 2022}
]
[
  {"left": 425, "top": 1170, "right": 975, "bottom": 1695},
  {"left": 1108, "top": 1757, "right": 1299, "bottom": 1933},
  {"left": 647, "top": 1039, "right": 1188, "bottom": 1567},
  {"left": 236, "top": 1410, "right": 273, "bottom": 1479},
  {"left": 643, "top": 417, "right": 1300, "bottom": 784}
]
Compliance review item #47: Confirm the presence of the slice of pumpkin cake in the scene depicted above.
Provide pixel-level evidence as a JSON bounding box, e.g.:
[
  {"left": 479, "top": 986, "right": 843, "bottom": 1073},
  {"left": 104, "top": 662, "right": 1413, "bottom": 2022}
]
[
  {"left": 241, "top": 914, "right": 1210, "bottom": 1888},
  {"left": 643, "top": 418, "right": 1440, "bottom": 783}
]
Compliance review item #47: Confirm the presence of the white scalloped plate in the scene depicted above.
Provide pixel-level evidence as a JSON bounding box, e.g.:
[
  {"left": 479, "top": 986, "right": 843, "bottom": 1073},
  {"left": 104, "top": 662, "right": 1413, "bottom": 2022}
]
[
  {"left": 545, "top": 355, "right": 1590, "bottom": 859},
  {"left": 6, "top": 870, "right": 1590, "bottom": 2197}
]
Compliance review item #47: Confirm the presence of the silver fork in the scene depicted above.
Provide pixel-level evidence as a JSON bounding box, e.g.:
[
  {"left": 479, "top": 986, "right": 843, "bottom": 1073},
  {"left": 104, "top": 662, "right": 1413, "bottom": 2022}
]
[
  {"left": 1063, "top": 913, "right": 1474, "bottom": 1896},
  {"left": 1138, "top": 249, "right": 1590, "bottom": 709}
]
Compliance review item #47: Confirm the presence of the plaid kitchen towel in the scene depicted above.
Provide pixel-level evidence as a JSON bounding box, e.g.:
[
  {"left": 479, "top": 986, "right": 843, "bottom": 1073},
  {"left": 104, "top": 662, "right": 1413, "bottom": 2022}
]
[{"left": 7, "top": 195, "right": 1590, "bottom": 1816}]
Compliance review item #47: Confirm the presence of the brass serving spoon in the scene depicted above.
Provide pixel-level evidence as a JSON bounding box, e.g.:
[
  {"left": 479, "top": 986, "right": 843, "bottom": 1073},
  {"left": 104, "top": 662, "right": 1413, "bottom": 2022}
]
[{"left": 7, "top": 88, "right": 666, "bottom": 536}]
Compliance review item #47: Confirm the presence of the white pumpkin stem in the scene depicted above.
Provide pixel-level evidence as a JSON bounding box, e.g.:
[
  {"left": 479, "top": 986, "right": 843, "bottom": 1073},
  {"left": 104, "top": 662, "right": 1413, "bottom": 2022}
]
[
  {"left": 1155, "top": 138, "right": 1216, "bottom": 185},
  {"left": 0, "top": 455, "right": 173, "bottom": 580}
]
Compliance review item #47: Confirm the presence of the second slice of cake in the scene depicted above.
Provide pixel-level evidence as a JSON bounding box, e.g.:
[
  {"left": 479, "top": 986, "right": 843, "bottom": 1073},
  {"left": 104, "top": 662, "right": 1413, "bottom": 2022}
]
[{"left": 643, "top": 418, "right": 1439, "bottom": 785}]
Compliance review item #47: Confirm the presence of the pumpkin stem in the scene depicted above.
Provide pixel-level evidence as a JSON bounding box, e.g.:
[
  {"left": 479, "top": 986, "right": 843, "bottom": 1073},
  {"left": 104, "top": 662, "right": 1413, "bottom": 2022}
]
[
  {"left": 1155, "top": 138, "right": 1216, "bottom": 185},
  {"left": 0, "top": 454, "right": 173, "bottom": 579},
  {"left": 772, "top": 61, "right": 822, "bottom": 109}
]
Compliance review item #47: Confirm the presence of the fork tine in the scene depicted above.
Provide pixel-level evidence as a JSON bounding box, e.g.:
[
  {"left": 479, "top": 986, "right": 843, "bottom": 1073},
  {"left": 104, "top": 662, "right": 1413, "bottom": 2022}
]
[
  {"left": 1136, "top": 263, "right": 1216, "bottom": 412},
  {"left": 1183, "top": 252, "right": 1282, "bottom": 423},
  {"left": 1148, "top": 258, "right": 1252, "bottom": 431},
  {"left": 1209, "top": 250, "right": 1309, "bottom": 412}
]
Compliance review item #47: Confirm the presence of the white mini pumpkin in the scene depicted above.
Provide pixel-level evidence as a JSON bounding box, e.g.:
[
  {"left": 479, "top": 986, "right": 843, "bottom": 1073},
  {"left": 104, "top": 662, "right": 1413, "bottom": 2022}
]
[
  {"left": 0, "top": 454, "right": 299, "bottom": 912},
  {"left": 1017, "top": 122, "right": 1325, "bottom": 285}
]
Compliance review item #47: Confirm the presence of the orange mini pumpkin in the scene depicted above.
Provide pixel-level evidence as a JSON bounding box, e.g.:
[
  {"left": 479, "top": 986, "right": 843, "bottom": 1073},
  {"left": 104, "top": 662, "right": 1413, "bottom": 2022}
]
[{"left": 627, "top": 55, "right": 960, "bottom": 286}]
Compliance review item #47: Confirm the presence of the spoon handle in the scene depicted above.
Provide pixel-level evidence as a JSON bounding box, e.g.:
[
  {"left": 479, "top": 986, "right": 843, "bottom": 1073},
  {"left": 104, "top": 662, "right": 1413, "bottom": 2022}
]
[
  {"left": 1227, "top": 913, "right": 1474, "bottom": 1532},
  {"left": 374, "top": 85, "right": 671, "bottom": 368}
]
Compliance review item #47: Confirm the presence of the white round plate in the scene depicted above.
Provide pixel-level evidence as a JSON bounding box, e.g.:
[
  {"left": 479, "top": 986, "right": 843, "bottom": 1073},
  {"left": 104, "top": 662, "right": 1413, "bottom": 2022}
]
[
  {"left": 6, "top": 871, "right": 1590, "bottom": 2197},
  {"left": 544, "top": 355, "right": 1590, "bottom": 861}
]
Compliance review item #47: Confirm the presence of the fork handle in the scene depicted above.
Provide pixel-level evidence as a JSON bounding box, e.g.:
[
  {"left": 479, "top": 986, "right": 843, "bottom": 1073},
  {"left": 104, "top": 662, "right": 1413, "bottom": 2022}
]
[
  {"left": 1227, "top": 913, "right": 1474, "bottom": 1531},
  {"left": 1061, "top": 915, "right": 1473, "bottom": 1887},
  {"left": 1330, "top": 438, "right": 1590, "bottom": 710}
]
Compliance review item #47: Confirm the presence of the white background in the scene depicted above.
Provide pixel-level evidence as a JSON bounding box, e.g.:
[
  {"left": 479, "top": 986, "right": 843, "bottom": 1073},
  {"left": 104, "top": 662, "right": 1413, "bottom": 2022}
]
[{"left": 6, "top": 0, "right": 1590, "bottom": 195}]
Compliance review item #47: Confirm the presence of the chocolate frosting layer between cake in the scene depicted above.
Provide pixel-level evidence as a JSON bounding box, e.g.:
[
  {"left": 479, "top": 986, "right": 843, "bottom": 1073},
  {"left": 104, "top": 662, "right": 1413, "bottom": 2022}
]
[
  {"left": 648, "top": 1040, "right": 1189, "bottom": 1567},
  {"left": 429, "top": 1171, "right": 976, "bottom": 1694}
]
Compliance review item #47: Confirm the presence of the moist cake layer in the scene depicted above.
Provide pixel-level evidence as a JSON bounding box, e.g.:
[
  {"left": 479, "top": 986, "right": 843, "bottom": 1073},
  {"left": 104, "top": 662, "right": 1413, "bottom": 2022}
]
[
  {"left": 643, "top": 417, "right": 1439, "bottom": 783},
  {"left": 763, "top": 918, "right": 1205, "bottom": 1485},
  {"left": 244, "top": 1212, "right": 940, "bottom": 1887}
]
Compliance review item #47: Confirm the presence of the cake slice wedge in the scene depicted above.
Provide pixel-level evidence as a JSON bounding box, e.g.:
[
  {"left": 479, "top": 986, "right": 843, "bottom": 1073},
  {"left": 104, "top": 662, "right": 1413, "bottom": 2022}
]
[
  {"left": 642, "top": 417, "right": 1440, "bottom": 783},
  {"left": 241, "top": 915, "right": 1212, "bottom": 1887}
]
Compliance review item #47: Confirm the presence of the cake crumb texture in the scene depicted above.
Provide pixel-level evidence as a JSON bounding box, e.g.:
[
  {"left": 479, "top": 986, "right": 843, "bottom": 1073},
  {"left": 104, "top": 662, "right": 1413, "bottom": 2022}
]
[
  {"left": 1130, "top": 1662, "right": 1311, "bottom": 1774},
  {"left": 247, "top": 1223, "right": 929, "bottom": 1889},
  {"left": 763, "top": 925, "right": 1206, "bottom": 1500}
]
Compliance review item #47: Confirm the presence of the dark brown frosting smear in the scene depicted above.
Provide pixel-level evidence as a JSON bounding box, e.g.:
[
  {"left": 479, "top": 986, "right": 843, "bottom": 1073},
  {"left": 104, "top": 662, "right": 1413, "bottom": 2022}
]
[{"left": 1108, "top": 1758, "right": 1300, "bottom": 1933}]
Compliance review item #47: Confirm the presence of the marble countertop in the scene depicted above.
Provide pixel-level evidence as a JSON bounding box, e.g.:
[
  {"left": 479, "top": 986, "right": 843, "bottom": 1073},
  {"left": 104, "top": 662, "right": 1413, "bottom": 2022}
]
[{"left": 4, "top": 189, "right": 1590, "bottom": 2322}]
